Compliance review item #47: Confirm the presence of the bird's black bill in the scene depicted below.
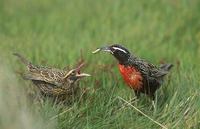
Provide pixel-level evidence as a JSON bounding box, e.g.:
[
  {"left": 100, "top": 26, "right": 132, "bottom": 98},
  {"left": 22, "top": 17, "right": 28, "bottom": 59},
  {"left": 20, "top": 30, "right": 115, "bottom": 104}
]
[{"left": 92, "top": 46, "right": 112, "bottom": 54}]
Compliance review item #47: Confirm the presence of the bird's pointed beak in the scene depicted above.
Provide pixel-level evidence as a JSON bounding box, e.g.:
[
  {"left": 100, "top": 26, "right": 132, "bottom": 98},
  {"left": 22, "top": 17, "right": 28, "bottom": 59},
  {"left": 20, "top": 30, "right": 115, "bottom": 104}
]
[
  {"left": 63, "top": 63, "right": 91, "bottom": 79},
  {"left": 92, "top": 46, "right": 113, "bottom": 54},
  {"left": 76, "top": 73, "right": 91, "bottom": 78},
  {"left": 74, "top": 63, "right": 91, "bottom": 78}
]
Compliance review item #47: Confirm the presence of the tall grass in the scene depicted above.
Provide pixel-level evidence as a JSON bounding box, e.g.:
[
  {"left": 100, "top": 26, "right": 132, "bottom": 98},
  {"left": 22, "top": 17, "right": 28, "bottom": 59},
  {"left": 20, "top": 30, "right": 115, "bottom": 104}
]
[{"left": 0, "top": 0, "right": 200, "bottom": 128}]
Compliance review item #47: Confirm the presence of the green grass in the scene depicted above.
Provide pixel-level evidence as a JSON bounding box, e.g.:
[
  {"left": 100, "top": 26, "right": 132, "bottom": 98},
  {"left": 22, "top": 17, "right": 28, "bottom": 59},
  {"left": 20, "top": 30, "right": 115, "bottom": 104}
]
[{"left": 0, "top": 0, "right": 200, "bottom": 128}]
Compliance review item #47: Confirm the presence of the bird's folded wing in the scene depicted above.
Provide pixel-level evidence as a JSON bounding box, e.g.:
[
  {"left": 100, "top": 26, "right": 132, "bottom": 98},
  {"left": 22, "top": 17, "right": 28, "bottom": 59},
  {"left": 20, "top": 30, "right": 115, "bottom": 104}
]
[{"left": 24, "top": 69, "right": 64, "bottom": 86}]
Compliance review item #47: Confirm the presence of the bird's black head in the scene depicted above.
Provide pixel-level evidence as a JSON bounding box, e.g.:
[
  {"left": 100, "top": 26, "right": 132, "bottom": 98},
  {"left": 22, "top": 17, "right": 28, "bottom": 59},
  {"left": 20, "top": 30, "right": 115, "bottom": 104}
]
[{"left": 93, "top": 44, "right": 131, "bottom": 64}]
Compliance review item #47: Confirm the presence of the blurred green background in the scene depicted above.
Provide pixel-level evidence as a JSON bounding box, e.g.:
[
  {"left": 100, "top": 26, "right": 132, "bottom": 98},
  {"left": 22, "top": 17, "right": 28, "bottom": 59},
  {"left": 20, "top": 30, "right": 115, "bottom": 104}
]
[{"left": 0, "top": 0, "right": 200, "bottom": 129}]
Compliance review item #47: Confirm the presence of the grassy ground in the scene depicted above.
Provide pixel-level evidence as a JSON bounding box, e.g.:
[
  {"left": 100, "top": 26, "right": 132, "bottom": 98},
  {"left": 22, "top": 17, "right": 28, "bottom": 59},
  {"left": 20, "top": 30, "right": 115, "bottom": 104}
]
[{"left": 0, "top": 0, "right": 200, "bottom": 128}]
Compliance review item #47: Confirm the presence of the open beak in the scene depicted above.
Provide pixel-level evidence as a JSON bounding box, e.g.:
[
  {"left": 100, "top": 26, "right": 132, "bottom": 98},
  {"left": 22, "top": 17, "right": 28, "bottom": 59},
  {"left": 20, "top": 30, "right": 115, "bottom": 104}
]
[
  {"left": 76, "top": 73, "right": 91, "bottom": 78},
  {"left": 75, "top": 63, "right": 91, "bottom": 78},
  {"left": 64, "top": 63, "right": 91, "bottom": 79},
  {"left": 92, "top": 46, "right": 113, "bottom": 54}
]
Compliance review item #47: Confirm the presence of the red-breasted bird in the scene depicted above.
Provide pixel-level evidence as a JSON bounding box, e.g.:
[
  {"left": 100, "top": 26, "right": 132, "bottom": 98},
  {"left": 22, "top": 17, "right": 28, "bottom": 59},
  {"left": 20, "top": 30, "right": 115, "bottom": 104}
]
[
  {"left": 14, "top": 53, "right": 90, "bottom": 102},
  {"left": 93, "top": 44, "right": 173, "bottom": 100}
]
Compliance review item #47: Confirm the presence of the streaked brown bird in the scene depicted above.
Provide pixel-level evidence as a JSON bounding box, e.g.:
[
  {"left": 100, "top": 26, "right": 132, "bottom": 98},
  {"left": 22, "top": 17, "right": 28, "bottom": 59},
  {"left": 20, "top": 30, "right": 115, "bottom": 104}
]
[
  {"left": 93, "top": 44, "right": 173, "bottom": 100},
  {"left": 14, "top": 53, "right": 90, "bottom": 103}
]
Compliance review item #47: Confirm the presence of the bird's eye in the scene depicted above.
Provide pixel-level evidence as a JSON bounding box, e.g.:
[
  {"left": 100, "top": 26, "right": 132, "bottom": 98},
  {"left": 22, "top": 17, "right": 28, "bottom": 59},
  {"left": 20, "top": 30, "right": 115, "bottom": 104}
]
[{"left": 72, "top": 71, "right": 76, "bottom": 75}]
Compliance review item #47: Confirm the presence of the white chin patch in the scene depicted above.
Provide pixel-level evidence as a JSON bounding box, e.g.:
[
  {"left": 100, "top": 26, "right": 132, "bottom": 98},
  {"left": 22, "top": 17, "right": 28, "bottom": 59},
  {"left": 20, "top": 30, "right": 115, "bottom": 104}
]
[{"left": 112, "top": 47, "right": 127, "bottom": 54}]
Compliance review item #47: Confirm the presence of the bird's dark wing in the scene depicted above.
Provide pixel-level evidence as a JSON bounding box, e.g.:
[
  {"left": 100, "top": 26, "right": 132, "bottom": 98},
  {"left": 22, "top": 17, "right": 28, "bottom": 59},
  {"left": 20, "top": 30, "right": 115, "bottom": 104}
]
[
  {"left": 129, "top": 57, "right": 165, "bottom": 78},
  {"left": 129, "top": 58, "right": 153, "bottom": 75}
]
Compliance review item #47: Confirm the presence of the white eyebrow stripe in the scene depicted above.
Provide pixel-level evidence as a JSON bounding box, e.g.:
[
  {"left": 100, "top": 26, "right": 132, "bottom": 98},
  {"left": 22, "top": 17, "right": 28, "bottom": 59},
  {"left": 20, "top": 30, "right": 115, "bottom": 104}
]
[{"left": 112, "top": 47, "right": 127, "bottom": 53}]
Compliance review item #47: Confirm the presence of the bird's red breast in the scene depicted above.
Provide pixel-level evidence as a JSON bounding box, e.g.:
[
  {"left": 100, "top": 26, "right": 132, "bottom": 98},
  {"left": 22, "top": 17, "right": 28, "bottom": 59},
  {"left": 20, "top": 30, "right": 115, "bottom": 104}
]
[{"left": 118, "top": 64, "right": 143, "bottom": 90}]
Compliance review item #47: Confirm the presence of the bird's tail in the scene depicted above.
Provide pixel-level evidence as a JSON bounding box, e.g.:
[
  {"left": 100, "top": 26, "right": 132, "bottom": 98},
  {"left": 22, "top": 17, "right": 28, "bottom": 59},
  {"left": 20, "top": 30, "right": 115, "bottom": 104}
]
[
  {"left": 13, "top": 53, "right": 31, "bottom": 66},
  {"left": 159, "top": 63, "right": 173, "bottom": 71}
]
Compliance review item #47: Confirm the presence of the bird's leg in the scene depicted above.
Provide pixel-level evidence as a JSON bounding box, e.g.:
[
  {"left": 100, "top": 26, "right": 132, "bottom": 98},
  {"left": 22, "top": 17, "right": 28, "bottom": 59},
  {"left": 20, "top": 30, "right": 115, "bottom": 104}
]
[
  {"left": 150, "top": 94, "right": 155, "bottom": 101},
  {"left": 134, "top": 90, "right": 140, "bottom": 99}
]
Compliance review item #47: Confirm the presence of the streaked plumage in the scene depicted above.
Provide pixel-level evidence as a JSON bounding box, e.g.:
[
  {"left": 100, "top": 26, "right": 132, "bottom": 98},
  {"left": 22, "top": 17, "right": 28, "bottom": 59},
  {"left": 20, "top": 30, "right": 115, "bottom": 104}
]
[{"left": 14, "top": 53, "right": 90, "bottom": 102}]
